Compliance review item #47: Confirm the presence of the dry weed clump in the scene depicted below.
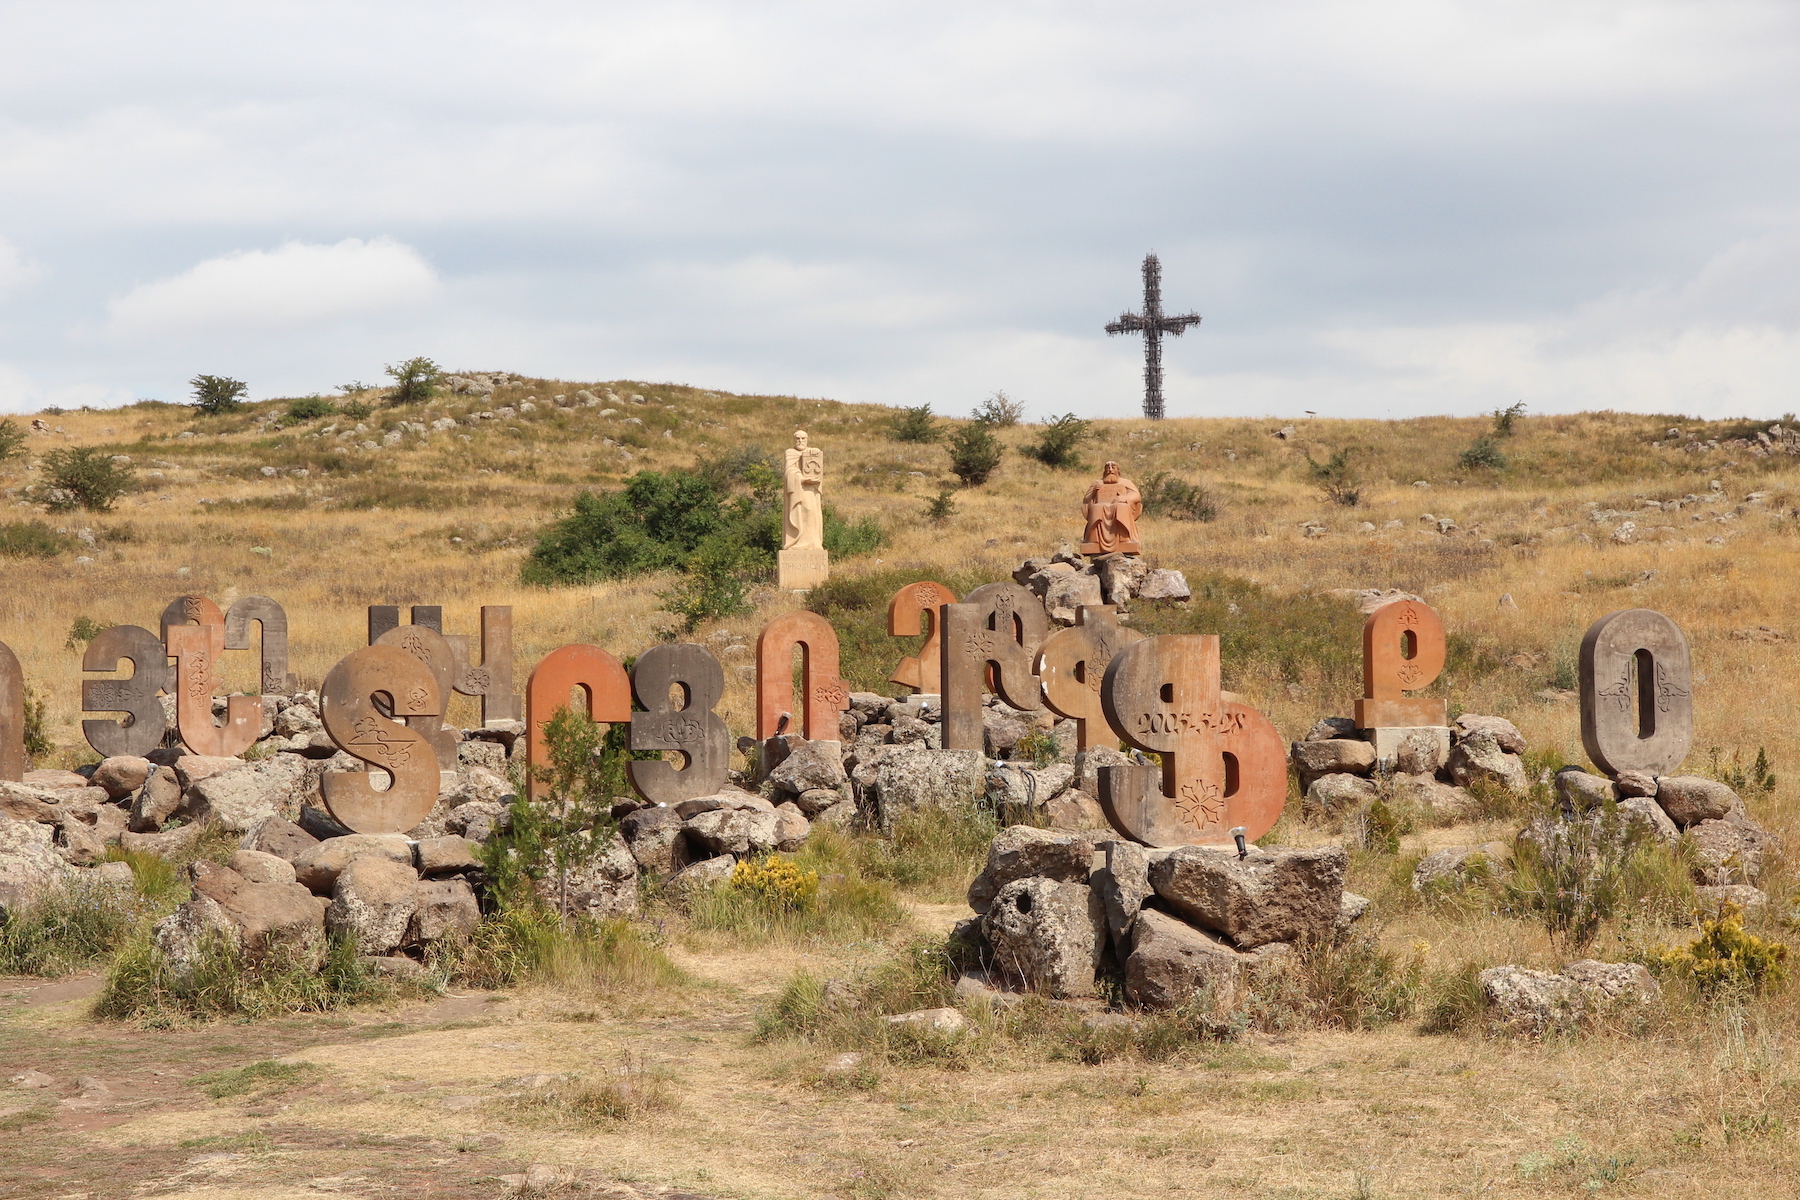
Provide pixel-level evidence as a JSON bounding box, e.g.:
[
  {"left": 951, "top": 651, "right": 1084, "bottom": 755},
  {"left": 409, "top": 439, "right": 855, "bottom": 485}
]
[{"left": 493, "top": 1053, "right": 677, "bottom": 1127}]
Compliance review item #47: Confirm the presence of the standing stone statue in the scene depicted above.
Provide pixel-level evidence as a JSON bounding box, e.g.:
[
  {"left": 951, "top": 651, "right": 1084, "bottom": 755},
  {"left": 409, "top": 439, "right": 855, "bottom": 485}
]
[
  {"left": 778, "top": 430, "right": 829, "bottom": 589},
  {"left": 1080, "top": 461, "right": 1143, "bottom": 555}
]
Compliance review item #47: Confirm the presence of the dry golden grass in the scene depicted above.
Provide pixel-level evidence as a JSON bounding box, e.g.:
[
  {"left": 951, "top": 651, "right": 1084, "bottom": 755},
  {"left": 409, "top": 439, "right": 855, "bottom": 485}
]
[{"left": 10, "top": 385, "right": 1800, "bottom": 1194}]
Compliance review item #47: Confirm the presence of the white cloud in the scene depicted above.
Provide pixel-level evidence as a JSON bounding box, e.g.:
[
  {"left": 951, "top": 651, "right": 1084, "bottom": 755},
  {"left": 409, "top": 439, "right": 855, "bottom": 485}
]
[
  {"left": 104, "top": 238, "right": 439, "bottom": 338},
  {"left": 0, "top": 237, "right": 41, "bottom": 295}
]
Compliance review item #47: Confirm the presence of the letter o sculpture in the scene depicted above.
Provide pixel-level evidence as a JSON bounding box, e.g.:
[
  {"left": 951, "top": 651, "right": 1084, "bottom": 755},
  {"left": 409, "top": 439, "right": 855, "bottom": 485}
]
[{"left": 1579, "top": 609, "right": 1693, "bottom": 776}]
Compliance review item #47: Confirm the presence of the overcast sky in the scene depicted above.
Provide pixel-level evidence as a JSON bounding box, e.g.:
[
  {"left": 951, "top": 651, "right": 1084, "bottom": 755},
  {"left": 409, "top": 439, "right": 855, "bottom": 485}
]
[{"left": 2, "top": 1, "right": 1798, "bottom": 420}]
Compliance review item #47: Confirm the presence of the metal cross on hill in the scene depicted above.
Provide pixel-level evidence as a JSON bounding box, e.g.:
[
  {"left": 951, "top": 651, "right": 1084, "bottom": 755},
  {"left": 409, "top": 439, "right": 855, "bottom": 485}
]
[{"left": 1105, "top": 253, "right": 1201, "bottom": 420}]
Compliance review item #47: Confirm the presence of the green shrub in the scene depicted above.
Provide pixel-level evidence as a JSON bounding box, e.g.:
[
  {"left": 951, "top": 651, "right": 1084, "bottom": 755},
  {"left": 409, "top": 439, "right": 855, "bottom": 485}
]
[
  {"left": 38, "top": 447, "right": 134, "bottom": 512},
  {"left": 1140, "top": 471, "right": 1217, "bottom": 521},
  {"left": 189, "top": 374, "right": 248, "bottom": 415},
  {"left": 22, "top": 685, "right": 51, "bottom": 759},
  {"left": 64, "top": 615, "right": 106, "bottom": 650},
  {"left": 971, "top": 390, "right": 1024, "bottom": 427},
  {"left": 285, "top": 396, "right": 335, "bottom": 421},
  {"left": 824, "top": 509, "right": 885, "bottom": 558},
  {"left": 1492, "top": 400, "right": 1526, "bottom": 436},
  {"left": 1646, "top": 904, "right": 1788, "bottom": 996},
  {"left": 888, "top": 404, "right": 939, "bottom": 443},
  {"left": 95, "top": 930, "right": 406, "bottom": 1023},
  {"left": 1459, "top": 436, "right": 1508, "bottom": 471},
  {"left": 1306, "top": 447, "right": 1362, "bottom": 506},
  {"left": 947, "top": 422, "right": 1003, "bottom": 486},
  {"left": 1021, "top": 413, "right": 1090, "bottom": 469},
  {"left": 522, "top": 470, "right": 763, "bottom": 584},
  {"left": 384, "top": 356, "right": 441, "bottom": 405},
  {"left": 1502, "top": 804, "right": 1652, "bottom": 950},
  {"left": 0, "top": 417, "right": 26, "bottom": 465},
  {"left": 923, "top": 487, "right": 957, "bottom": 522},
  {"left": 0, "top": 874, "right": 144, "bottom": 976},
  {"left": 0, "top": 520, "right": 69, "bottom": 559},
  {"left": 340, "top": 399, "right": 373, "bottom": 420}
]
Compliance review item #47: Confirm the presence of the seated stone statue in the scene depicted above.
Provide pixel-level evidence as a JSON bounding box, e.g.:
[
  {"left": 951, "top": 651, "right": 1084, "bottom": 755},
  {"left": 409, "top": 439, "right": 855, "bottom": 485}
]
[{"left": 1080, "top": 461, "right": 1143, "bottom": 555}]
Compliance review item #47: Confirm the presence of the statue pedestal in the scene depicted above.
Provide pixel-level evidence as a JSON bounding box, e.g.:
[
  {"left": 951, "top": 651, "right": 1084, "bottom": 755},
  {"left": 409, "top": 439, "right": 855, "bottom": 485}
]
[{"left": 778, "top": 547, "right": 829, "bottom": 590}]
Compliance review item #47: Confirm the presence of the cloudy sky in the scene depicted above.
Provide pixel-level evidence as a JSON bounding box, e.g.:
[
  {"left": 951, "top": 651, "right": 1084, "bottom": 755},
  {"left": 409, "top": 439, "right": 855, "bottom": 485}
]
[{"left": 2, "top": 1, "right": 1798, "bottom": 419}]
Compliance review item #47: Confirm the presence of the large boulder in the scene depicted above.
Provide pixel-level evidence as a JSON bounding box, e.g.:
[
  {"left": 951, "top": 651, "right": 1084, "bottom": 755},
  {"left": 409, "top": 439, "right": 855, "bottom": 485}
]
[
  {"left": 1136, "top": 568, "right": 1191, "bottom": 601},
  {"left": 1042, "top": 571, "right": 1104, "bottom": 624},
  {"left": 683, "top": 807, "right": 779, "bottom": 858},
  {"left": 981, "top": 709, "right": 1033, "bottom": 759},
  {"left": 967, "top": 826, "right": 1098, "bottom": 915},
  {"left": 171, "top": 755, "right": 250, "bottom": 790},
  {"left": 240, "top": 814, "right": 320, "bottom": 862},
  {"left": 154, "top": 860, "right": 326, "bottom": 972},
  {"left": 0, "top": 781, "right": 63, "bottom": 824},
  {"left": 1148, "top": 845, "right": 1347, "bottom": 950},
  {"left": 187, "top": 754, "right": 313, "bottom": 833},
  {"left": 415, "top": 835, "right": 480, "bottom": 876},
  {"left": 662, "top": 855, "right": 736, "bottom": 904},
  {"left": 766, "top": 740, "right": 847, "bottom": 795},
  {"left": 90, "top": 756, "right": 151, "bottom": 801},
  {"left": 1391, "top": 773, "right": 1478, "bottom": 820},
  {"left": 1125, "top": 908, "right": 1244, "bottom": 1009},
  {"left": 1554, "top": 769, "right": 1616, "bottom": 810},
  {"left": 1688, "top": 818, "right": 1769, "bottom": 885},
  {"left": 1392, "top": 730, "right": 1448, "bottom": 776},
  {"left": 867, "top": 747, "right": 984, "bottom": 825},
  {"left": 1452, "top": 714, "right": 1526, "bottom": 754},
  {"left": 1095, "top": 554, "right": 1150, "bottom": 605},
  {"left": 1617, "top": 797, "right": 1680, "bottom": 846},
  {"left": 1304, "top": 717, "right": 1358, "bottom": 742},
  {"left": 292, "top": 834, "right": 414, "bottom": 894},
  {"left": 325, "top": 856, "right": 421, "bottom": 956},
  {"left": 412, "top": 878, "right": 481, "bottom": 942},
  {"left": 985, "top": 761, "right": 1074, "bottom": 816},
  {"left": 129, "top": 767, "right": 184, "bottom": 833},
  {"left": 1655, "top": 776, "right": 1738, "bottom": 827},
  {"left": 1044, "top": 787, "right": 1109, "bottom": 832},
  {"left": 0, "top": 817, "right": 71, "bottom": 917},
  {"left": 1075, "top": 746, "right": 1131, "bottom": 796},
  {"left": 1447, "top": 729, "right": 1528, "bottom": 795},
  {"left": 533, "top": 834, "right": 639, "bottom": 918},
  {"left": 227, "top": 848, "right": 297, "bottom": 885},
  {"left": 618, "top": 806, "right": 688, "bottom": 875},
  {"left": 1482, "top": 960, "right": 1658, "bottom": 1033},
  {"left": 1304, "top": 773, "right": 1377, "bottom": 818},
  {"left": 1290, "top": 739, "right": 1376, "bottom": 784},
  {"left": 1094, "top": 839, "right": 1151, "bottom": 947},
  {"left": 772, "top": 803, "right": 810, "bottom": 852},
  {"left": 980, "top": 877, "right": 1103, "bottom": 997}
]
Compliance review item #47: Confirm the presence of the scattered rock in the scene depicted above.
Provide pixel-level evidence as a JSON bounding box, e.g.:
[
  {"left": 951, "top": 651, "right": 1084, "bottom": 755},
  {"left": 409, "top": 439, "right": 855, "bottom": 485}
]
[
  {"left": 1290, "top": 739, "right": 1376, "bottom": 783},
  {"left": 292, "top": 834, "right": 414, "bottom": 894},
  {"left": 325, "top": 856, "right": 421, "bottom": 956},
  {"left": 1136, "top": 569, "right": 1191, "bottom": 601},
  {"left": 1654, "top": 776, "right": 1738, "bottom": 827},
  {"left": 1447, "top": 729, "right": 1528, "bottom": 795},
  {"left": 1412, "top": 843, "right": 1506, "bottom": 892},
  {"left": 128, "top": 767, "right": 183, "bottom": 832},
  {"left": 1451, "top": 714, "right": 1527, "bottom": 754},
  {"left": 533, "top": 834, "right": 638, "bottom": 918},
  {"left": 1688, "top": 818, "right": 1769, "bottom": 885},
  {"left": 187, "top": 754, "right": 311, "bottom": 832},
  {"left": 1124, "top": 908, "right": 1243, "bottom": 1009},
  {"left": 966, "top": 826, "right": 1097, "bottom": 915},
  {"left": 1304, "top": 717, "right": 1358, "bottom": 742},
  {"left": 227, "top": 848, "right": 297, "bottom": 885},
  {"left": 1694, "top": 884, "right": 1769, "bottom": 914},
  {"left": 412, "top": 878, "right": 481, "bottom": 942},
  {"left": 240, "top": 815, "right": 319, "bottom": 862},
  {"left": 881, "top": 1007, "right": 967, "bottom": 1034},
  {"left": 662, "top": 855, "right": 736, "bottom": 904},
  {"left": 90, "top": 756, "right": 151, "bottom": 800},
  {"left": 683, "top": 807, "right": 780, "bottom": 858},
  {"left": 1614, "top": 770, "right": 1658, "bottom": 798},
  {"left": 767, "top": 739, "right": 848, "bottom": 794},
  {"left": 1148, "top": 845, "right": 1347, "bottom": 950},
  {"left": 1554, "top": 769, "right": 1617, "bottom": 810},
  {"left": 416, "top": 835, "right": 480, "bottom": 875},
  {"left": 981, "top": 877, "right": 1103, "bottom": 997},
  {"left": 1304, "top": 773, "right": 1377, "bottom": 817}
]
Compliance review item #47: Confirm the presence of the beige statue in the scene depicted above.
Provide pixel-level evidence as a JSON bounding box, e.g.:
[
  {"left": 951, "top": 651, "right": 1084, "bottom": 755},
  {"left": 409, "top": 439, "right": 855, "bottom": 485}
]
[
  {"left": 1080, "top": 461, "right": 1143, "bottom": 555},
  {"left": 778, "top": 430, "right": 829, "bottom": 588}
]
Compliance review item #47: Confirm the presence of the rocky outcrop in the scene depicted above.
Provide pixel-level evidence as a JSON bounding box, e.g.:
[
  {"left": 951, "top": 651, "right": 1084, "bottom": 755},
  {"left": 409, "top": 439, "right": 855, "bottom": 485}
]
[{"left": 1481, "top": 960, "right": 1658, "bottom": 1033}]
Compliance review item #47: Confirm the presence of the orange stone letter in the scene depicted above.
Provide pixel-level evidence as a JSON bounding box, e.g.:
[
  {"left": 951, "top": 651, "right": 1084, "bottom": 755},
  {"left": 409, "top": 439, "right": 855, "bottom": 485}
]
[
  {"left": 165, "top": 622, "right": 263, "bottom": 758},
  {"left": 526, "top": 644, "right": 633, "bottom": 801},
  {"left": 1037, "top": 605, "right": 1142, "bottom": 751},
  {"left": 886, "top": 580, "right": 955, "bottom": 694},
  {"left": 756, "top": 611, "right": 850, "bottom": 740},
  {"left": 1354, "top": 598, "right": 1447, "bottom": 728},
  {"left": 320, "top": 645, "right": 443, "bottom": 833}
]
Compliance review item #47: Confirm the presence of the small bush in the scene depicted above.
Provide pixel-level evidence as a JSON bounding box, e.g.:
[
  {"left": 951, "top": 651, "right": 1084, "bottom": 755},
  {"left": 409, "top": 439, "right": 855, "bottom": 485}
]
[
  {"left": 384, "top": 356, "right": 441, "bottom": 406},
  {"left": 0, "top": 520, "right": 69, "bottom": 559},
  {"left": 0, "top": 417, "right": 26, "bottom": 465},
  {"left": 1021, "top": 413, "right": 1090, "bottom": 469},
  {"left": 824, "top": 509, "right": 885, "bottom": 558},
  {"left": 1419, "top": 962, "right": 1488, "bottom": 1033},
  {"left": 38, "top": 447, "right": 135, "bottom": 512},
  {"left": 1306, "top": 447, "right": 1362, "bottom": 507},
  {"left": 1248, "top": 930, "right": 1426, "bottom": 1031},
  {"left": 1493, "top": 400, "right": 1527, "bottom": 436},
  {"left": 1646, "top": 904, "right": 1788, "bottom": 997},
  {"left": 1459, "top": 436, "right": 1508, "bottom": 471},
  {"left": 1502, "top": 804, "right": 1648, "bottom": 950},
  {"left": 64, "top": 615, "right": 106, "bottom": 650},
  {"left": 0, "top": 874, "right": 143, "bottom": 976},
  {"left": 923, "top": 487, "right": 957, "bottom": 522},
  {"left": 657, "top": 536, "right": 755, "bottom": 632},
  {"left": 947, "top": 421, "right": 1003, "bottom": 486},
  {"left": 285, "top": 396, "right": 335, "bottom": 421},
  {"left": 1708, "top": 745, "right": 1777, "bottom": 803},
  {"left": 888, "top": 404, "right": 939, "bottom": 443},
  {"left": 94, "top": 931, "right": 404, "bottom": 1023},
  {"left": 22, "top": 685, "right": 51, "bottom": 759},
  {"left": 687, "top": 846, "right": 904, "bottom": 945},
  {"left": 971, "top": 390, "right": 1024, "bottom": 427},
  {"left": 189, "top": 374, "right": 247, "bottom": 415},
  {"left": 1141, "top": 471, "right": 1217, "bottom": 521},
  {"left": 340, "top": 399, "right": 373, "bottom": 420}
]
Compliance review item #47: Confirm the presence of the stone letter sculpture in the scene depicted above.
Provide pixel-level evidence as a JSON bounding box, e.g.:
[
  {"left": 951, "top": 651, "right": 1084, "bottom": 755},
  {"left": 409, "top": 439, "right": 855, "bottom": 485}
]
[
  {"left": 0, "top": 641, "right": 23, "bottom": 782},
  {"left": 628, "top": 643, "right": 729, "bottom": 803},
  {"left": 1098, "top": 635, "right": 1285, "bottom": 847},
  {"left": 1080, "top": 461, "right": 1143, "bottom": 556},
  {"left": 1354, "top": 598, "right": 1447, "bottom": 728},
  {"left": 160, "top": 594, "right": 225, "bottom": 643},
  {"left": 451, "top": 606, "right": 520, "bottom": 724},
  {"left": 375, "top": 624, "right": 461, "bottom": 770},
  {"left": 1580, "top": 609, "right": 1693, "bottom": 775},
  {"left": 526, "top": 644, "right": 633, "bottom": 802},
  {"left": 1037, "top": 605, "right": 1143, "bottom": 751},
  {"left": 319, "top": 644, "right": 443, "bottom": 833},
  {"left": 756, "top": 611, "right": 850, "bottom": 740},
  {"left": 165, "top": 623, "right": 263, "bottom": 758},
  {"left": 224, "top": 595, "right": 298, "bottom": 695},
  {"left": 82, "top": 625, "right": 173, "bottom": 758},
  {"left": 940, "top": 581, "right": 1048, "bottom": 753},
  {"left": 778, "top": 430, "right": 829, "bottom": 590},
  {"left": 887, "top": 580, "right": 955, "bottom": 694}
]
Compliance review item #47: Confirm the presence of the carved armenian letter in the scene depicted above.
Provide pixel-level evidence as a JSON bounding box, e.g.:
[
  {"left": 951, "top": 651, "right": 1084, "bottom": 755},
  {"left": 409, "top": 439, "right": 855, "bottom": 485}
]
[
  {"left": 165, "top": 623, "right": 264, "bottom": 757},
  {"left": 1580, "top": 608, "right": 1693, "bottom": 775},
  {"left": 447, "top": 606, "right": 520, "bottom": 724},
  {"left": 756, "top": 611, "right": 851, "bottom": 740},
  {"left": 1354, "top": 598, "right": 1447, "bottom": 728},
  {"left": 940, "top": 581, "right": 1047, "bottom": 752},
  {"left": 526, "top": 644, "right": 633, "bottom": 801},
  {"left": 0, "top": 640, "right": 24, "bottom": 781},
  {"left": 160, "top": 594, "right": 225, "bottom": 641},
  {"left": 375, "top": 624, "right": 461, "bottom": 770},
  {"left": 81, "top": 625, "right": 173, "bottom": 757},
  {"left": 628, "top": 643, "right": 728, "bottom": 803},
  {"left": 224, "top": 595, "right": 298, "bottom": 695},
  {"left": 319, "top": 644, "right": 443, "bottom": 833},
  {"left": 1037, "top": 605, "right": 1143, "bottom": 751},
  {"left": 886, "top": 580, "right": 956, "bottom": 694},
  {"left": 1098, "top": 635, "right": 1285, "bottom": 847}
]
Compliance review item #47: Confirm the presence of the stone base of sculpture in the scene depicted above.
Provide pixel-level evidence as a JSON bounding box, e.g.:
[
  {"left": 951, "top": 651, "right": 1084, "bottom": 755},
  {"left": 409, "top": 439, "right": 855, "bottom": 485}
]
[
  {"left": 778, "top": 547, "right": 829, "bottom": 591},
  {"left": 1365, "top": 725, "right": 1451, "bottom": 765},
  {"left": 1080, "top": 538, "right": 1140, "bottom": 556},
  {"left": 1355, "top": 697, "right": 1446, "bottom": 728}
]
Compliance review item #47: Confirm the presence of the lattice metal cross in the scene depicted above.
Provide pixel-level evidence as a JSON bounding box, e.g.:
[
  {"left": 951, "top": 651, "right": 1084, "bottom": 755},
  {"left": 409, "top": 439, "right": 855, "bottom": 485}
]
[{"left": 1105, "top": 253, "right": 1201, "bottom": 420}]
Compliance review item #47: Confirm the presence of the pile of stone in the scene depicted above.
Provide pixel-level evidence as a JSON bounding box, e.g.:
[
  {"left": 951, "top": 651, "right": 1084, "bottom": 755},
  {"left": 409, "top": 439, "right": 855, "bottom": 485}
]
[
  {"left": 1480, "top": 960, "right": 1660, "bottom": 1033},
  {"left": 152, "top": 820, "right": 483, "bottom": 976},
  {"left": 615, "top": 787, "right": 814, "bottom": 904},
  {"left": 953, "top": 826, "right": 1366, "bottom": 1009},
  {"left": 1012, "top": 550, "right": 1190, "bottom": 623},
  {"left": 1294, "top": 713, "right": 1531, "bottom": 823},
  {"left": 1538, "top": 767, "right": 1778, "bottom": 910}
]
